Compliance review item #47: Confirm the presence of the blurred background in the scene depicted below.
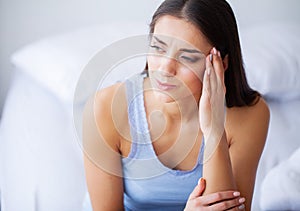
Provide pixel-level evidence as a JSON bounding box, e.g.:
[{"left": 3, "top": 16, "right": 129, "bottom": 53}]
[
  {"left": 0, "top": 0, "right": 163, "bottom": 118},
  {"left": 1, "top": 0, "right": 300, "bottom": 117},
  {"left": 0, "top": 0, "right": 300, "bottom": 211}
]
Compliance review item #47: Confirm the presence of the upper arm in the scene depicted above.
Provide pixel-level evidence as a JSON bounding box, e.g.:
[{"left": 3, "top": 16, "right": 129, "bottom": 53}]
[
  {"left": 228, "top": 98, "right": 270, "bottom": 210},
  {"left": 82, "top": 85, "right": 125, "bottom": 210}
]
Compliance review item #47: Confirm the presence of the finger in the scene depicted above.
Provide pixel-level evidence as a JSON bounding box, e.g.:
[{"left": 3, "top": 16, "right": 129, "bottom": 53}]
[
  {"left": 226, "top": 203, "right": 245, "bottom": 211},
  {"left": 203, "top": 57, "right": 211, "bottom": 99},
  {"left": 209, "top": 197, "right": 245, "bottom": 211},
  {"left": 206, "top": 53, "right": 218, "bottom": 93},
  {"left": 211, "top": 48, "right": 226, "bottom": 92},
  {"left": 203, "top": 54, "right": 217, "bottom": 94},
  {"left": 198, "top": 177, "right": 206, "bottom": 193},
  {"left": 211, "top": 48, "right": 225, "bottom": 82},
  {"left": 199, "top": 191, "right": 240, "bottom": 205},
  {"left": 206, "top": 52, "right": 213, "bottom": 71},
  {"left": 188, "top": 178, "right": 206, "bottom": 200},
  {"left": 209, "top": 55, "right": 218, "bottom": 93}
]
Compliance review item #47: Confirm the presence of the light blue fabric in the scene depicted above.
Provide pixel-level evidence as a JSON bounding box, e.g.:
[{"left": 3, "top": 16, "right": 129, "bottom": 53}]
[
  {"left": 82, "top": 73, "right": 204, "bottom": 211},
  {"left": 122, "top": 73, "right": 204, "bottom": 211}
]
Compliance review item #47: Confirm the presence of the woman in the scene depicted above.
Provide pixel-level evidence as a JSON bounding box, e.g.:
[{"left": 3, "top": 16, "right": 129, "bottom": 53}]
[{"left": 83, "top": 0, "right": 270, "bottom": 210}]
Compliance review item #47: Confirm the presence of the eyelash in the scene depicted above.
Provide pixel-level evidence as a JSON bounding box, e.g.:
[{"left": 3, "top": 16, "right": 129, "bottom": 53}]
[
  {"left": 149, "top": 45, "right": 166, "bottom": 53},
  {"left": 179, "top": 56, "right": 199, "bottom": 63},
  {"left": 149, "top": 44, "right": 200, "bottom": 63}
]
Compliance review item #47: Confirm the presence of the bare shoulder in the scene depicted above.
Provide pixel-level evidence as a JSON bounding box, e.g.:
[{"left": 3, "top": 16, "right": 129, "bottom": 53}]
[
  {"left": 229, "top": 96, "right": 269, "bottom": 116},
  {"left": 82, "top": 83, "right": 127, "bottom": 179},
  {"left": 84, "top": 82, "right": 125, "bottom": 119},
  {"left": 83, "top": 82, "right": 128, "bottom": 151},
  {"left": 246, "top": 97, "right": 269, "bottom": 124},
  {"left": 226, "top": 97, "right": 270, "bottom": 144}
]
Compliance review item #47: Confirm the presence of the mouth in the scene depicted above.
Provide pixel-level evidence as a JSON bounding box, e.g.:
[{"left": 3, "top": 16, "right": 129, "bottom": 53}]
[{"left": 155, "top": 78, "right": 177, "bottom": 91}]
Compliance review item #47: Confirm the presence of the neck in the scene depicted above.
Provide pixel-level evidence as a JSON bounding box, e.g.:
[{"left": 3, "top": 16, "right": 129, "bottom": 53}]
[{"left": 161, "top": 94, "right": 200, "bottom": 123}]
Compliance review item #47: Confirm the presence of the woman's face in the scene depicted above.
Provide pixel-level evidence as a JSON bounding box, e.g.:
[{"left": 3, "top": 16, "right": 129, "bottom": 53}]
[{"left": 147, "top": 15, "right": 212, "bottom": 103}]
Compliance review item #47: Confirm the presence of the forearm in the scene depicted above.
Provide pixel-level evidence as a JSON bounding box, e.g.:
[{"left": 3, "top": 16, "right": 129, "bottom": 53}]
[{"left": 202, "top": 132, "right": 236, "bottom": 195}]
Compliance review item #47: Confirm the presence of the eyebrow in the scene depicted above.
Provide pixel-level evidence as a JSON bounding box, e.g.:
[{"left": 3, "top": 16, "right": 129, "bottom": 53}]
[
  {"left": 153, "top": 36, "right": 168, "bottom": 46},
  {"left": 153, "top": 35, "right": 203, "bottom": 54},
  {"left": 179, "top": 48, "right": 202, "bottom": 54}
]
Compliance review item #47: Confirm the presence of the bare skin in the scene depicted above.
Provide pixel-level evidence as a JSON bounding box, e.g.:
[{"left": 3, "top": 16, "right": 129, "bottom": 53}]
[{"left": 83, "top": 15, "right": 270, "bottom": 211}]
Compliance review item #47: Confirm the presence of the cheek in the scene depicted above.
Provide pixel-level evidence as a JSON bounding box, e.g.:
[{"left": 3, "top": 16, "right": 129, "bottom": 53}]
[
  {"left": 191, "top": 71, "right": 204, "bottom": 88},
  {"left": 188, "top": 74, "right": 202, "bottom": 91},
  {"left": 187, "top": 65, "right": 206, "bottom": 84},
  {"left": 189, "top": 71, "right": 204, "bottom": 93},
  {"left": 180, "top": 68, "right": 203, "bottom": 87},
  {"left": 178, "top": 59, "right": 206, "bottom": 84},
  {"left": 188, "top": 77, "right": 202, "bottom": 99},
  {"left": 147, "top": 55, "right": 159, "bottom": 70}
]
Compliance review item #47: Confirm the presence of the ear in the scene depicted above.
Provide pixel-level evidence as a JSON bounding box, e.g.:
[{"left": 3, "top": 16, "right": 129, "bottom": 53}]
[{"left": 222, "top": 55, "right": 229, "bottom": 71}]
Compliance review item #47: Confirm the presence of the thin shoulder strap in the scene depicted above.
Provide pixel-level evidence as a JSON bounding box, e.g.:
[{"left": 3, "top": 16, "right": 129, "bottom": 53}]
[{"left": 125, "top": 73, "right": 151, "bottom": 145}]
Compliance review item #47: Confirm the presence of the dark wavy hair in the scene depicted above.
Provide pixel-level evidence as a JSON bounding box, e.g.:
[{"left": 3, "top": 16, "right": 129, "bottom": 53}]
[{"left": 144, "top": 0, "right": 260, "bottom": 107}]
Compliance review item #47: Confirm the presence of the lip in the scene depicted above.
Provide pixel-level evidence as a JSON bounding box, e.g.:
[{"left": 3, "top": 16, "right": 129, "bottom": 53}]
[{"left": 155, "top": 79, "right": 177, "bottom": 91}]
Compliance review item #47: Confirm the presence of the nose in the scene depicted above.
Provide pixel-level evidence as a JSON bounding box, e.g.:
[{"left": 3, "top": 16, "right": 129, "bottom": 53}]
[{"left": 159, "top": 56, "right": 177, "bottom": 76}]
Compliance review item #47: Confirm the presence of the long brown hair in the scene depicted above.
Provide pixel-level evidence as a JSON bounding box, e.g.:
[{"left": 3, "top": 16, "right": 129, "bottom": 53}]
[{"left": 144, "top": 0, "right": 260, "bottom": 107}]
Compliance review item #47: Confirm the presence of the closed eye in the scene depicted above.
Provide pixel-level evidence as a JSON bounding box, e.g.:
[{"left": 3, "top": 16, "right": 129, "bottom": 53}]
[
  {"left": 149, "top": 45, "right": 166, "bottom": 53},
  {"left": 180, "top": 55, "right": 200, "bottom": 63}
]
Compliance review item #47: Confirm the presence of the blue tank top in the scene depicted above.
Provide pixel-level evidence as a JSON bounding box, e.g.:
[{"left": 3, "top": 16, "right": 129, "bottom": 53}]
[{"left": 122, "top": 73, "right": 204, "bottom": 211}]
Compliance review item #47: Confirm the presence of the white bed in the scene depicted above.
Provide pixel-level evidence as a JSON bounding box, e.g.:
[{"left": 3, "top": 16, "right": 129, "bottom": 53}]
[
  {"left": 0, "top": 70, "right": 86, "bottom": 211},
  {"left": 0, "top": 20, "right": 300, "bottom": 211}
]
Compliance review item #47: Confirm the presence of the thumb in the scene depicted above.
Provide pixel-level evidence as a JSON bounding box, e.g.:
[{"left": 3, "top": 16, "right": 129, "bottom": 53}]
[{"left": 188, "top": 178, "right": 206, "bottom": 200}]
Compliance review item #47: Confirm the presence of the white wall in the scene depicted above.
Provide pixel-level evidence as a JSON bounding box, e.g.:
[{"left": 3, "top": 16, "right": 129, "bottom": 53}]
[
  {"left": 228, "top": 0, "right": 300, "bottom": 30},
  {"left": 0, "top": 0, "right": 163, "bottom": 118}
]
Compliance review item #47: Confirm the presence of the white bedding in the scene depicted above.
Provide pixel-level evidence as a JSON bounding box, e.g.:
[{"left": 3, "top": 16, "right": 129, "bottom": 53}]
[
  {"left": 260, "top": 147, "right": 300, "bottom": 210},
  {"left": 0, "top": 70, "right": 87, "bottom": 211},
  {"left": 252, "top": 99, "right": 300, "bottom": 210}
]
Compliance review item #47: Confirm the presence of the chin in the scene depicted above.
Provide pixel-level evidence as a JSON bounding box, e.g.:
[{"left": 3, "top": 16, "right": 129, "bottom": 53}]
[{"left": 154, "top": 91, "right": 176, "bottom": 103}]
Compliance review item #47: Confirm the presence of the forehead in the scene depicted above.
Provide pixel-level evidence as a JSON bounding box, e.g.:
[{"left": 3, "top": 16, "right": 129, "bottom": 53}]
[{"left": 153, "top": 15, "right": 212, "bottom": 54}]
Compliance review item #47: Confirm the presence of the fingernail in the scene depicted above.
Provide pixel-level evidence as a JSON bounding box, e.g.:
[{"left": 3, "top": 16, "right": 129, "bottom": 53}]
[
  {"left": 238, "top": 204, "right": 245, "bottom": 210},
  {"left": 218, "top": 51, "right": 221, "bottom": 57},
  {"left": 213, "top": 47, "right": 217, "bottom": 55},
  {"left": 233, "top": 192, "right": 240, "bottom": 196},
  {"left": 239, "top": 197, "right": 245, "bottom": 203},
  {"left": 209, "top": 54, "right": 213, "bottom": 62},
  {"left": 198, "top": 178, "right": 203, "bottom": 185}
]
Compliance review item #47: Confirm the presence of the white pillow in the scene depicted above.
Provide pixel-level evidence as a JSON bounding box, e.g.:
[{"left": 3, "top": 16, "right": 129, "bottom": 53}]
[
  {"left": 260, "top": 147, "right": 300, "bottom": 210},
  {"left": 241, "top": 22, "right": 300, "bottom": 101},
  {"left": 10, "top": 22, "right": 149, "bottom": 105}
]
